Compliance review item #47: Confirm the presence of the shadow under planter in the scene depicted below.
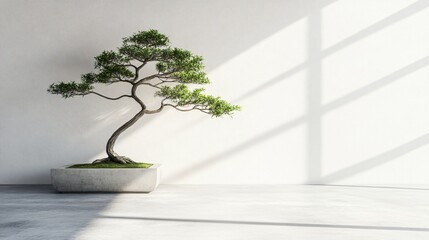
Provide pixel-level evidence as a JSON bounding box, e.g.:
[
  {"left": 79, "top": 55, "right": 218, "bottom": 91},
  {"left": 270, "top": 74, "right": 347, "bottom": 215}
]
[{"left": 51, "top": 164, "right": 161, "bottom": 193}]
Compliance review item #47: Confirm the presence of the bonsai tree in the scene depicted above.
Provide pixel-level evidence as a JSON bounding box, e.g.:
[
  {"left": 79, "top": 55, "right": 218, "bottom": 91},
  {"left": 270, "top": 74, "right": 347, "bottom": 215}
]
[{"left": 48, "top": 30, "right": 240, "bottom": 165}]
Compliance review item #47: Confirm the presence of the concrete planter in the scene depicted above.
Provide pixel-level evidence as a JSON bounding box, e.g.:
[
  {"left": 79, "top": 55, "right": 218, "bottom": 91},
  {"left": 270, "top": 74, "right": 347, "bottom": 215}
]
[{"left": 51, "top": 164, "right": 161, "bottom": 193}]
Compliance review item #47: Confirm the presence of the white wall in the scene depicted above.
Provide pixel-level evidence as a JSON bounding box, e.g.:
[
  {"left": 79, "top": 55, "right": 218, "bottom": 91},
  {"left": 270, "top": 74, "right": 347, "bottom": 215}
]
[{"left": 1, "top": 0, "right": 429, "bottom": 184}]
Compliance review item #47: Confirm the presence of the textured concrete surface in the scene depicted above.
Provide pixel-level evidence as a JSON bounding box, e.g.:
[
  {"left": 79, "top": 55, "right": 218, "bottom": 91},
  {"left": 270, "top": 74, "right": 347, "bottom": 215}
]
[
  {"left": 51, "top": 164, "right": 161, "bottom": 192},
  {"left": 1, "top": 185, "right": 429, "bottom": 239}
]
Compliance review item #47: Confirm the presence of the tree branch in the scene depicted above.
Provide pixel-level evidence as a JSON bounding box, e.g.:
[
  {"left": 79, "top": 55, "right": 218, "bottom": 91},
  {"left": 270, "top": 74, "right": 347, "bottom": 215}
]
[
  {"left": 78, "top": 91, "right": 132, "bottom": 100},
  {"left": 131, "top": 62, "right": 147, "bottom": 82},
  {"left": 112, "top": 77, "right": 134, "bottom": 84},
  {"left": 140, "top": 82, "right": 162, "bottom": 89},
  {"left": 156, "top": 77, "right": 178, "bottom": 85},
  {"left": 164, "top": 104, "right": 211, "bottom": 114},
  {"left": 122, "top": 64, "right": 138, "bottom": 71},
  {"left": 135, "top": 73, "right": 162, "bottom": 84},
  {"left": 134, "top": 70, "right": 177, "bottom": 85},
  {"left": 144, "top": 98, "right": 167, "bottom": 114}
]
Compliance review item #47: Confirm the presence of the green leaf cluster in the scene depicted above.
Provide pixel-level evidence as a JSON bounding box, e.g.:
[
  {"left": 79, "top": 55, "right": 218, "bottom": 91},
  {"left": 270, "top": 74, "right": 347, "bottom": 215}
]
[
  {"left": 47, "top": 81, "right": 93, "bottom": 98},
  {"left": 156, "top": 84, "right": 241, "bottom": 117},
  {"left": 119, "top": 29, "right": 169, "bottom": 62},
  {"left": 93, "top": 51, "right": 135, "bottom": 82},
  {"left": 123, "top": 29, "right": 170, "bottom": 47},
  {"left": 171, "top": 71, "right": 210, "bottom": 84}
]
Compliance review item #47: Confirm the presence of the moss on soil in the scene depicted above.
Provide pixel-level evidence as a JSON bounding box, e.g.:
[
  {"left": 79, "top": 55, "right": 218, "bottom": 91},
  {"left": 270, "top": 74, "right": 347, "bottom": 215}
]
[{"left": 68, "top": 161, "right": 153, "bottom": 169}]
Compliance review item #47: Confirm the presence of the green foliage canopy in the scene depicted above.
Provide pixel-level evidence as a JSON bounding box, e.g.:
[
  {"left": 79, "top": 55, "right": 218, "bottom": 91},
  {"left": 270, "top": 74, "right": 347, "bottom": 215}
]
[{"left": 48, "top": 29, "right": 239, "bottom": 117}]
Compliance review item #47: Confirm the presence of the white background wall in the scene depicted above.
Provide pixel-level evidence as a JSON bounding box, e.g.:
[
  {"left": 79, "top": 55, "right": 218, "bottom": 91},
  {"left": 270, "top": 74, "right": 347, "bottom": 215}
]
[{"left": 1, "top": 0, "right": 429, "bottom": 184}]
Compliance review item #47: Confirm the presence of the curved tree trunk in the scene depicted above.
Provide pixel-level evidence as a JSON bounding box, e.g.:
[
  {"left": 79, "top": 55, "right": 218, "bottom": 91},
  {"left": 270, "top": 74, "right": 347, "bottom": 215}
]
[
  {"left": 105, "top": 108, "right": 145, "bottom": 164},
  {"left": 103, "top": 84, "right": 146, "bottom": 164}
]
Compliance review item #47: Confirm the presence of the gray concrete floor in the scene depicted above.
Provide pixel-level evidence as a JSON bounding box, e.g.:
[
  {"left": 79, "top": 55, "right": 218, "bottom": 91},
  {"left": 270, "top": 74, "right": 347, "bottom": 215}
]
[{"left": 1, "top": 185, "right": 429, "bottom": 239}]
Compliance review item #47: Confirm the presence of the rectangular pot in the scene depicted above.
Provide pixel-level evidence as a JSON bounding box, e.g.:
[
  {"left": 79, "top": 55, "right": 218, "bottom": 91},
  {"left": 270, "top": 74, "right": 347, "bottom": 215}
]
[{"left": 51, "top": 164, "right": 161, "bottom": 193}]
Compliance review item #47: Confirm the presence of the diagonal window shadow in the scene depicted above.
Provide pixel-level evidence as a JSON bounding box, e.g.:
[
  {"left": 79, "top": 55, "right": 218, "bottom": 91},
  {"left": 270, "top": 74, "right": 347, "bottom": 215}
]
[
  {"left": 322, "top": 0, "right": 429, "bottom": 57},
  {"left": 320, "top": 133, "right": 429, "bottom": 183},
  {"left": 234, "top": 63, "right": 306, "bottom": 102},
  {"left": 322, "top": 55, "right": 429, "bottom": 114},
  {"left": 99, "top": 215, "right": 429, "bottom": 232},
  {"left": 165, "top": 116, "right": 307, "bottom": 182},
  {"left": 233, "top": 0, "right": 429, "bottom": 105}
]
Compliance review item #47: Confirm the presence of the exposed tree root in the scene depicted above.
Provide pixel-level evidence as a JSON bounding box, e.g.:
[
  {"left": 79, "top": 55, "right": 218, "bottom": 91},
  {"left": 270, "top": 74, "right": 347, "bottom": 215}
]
[{"left": 92, "top": 156, "right": 136, "bottom": 164}]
